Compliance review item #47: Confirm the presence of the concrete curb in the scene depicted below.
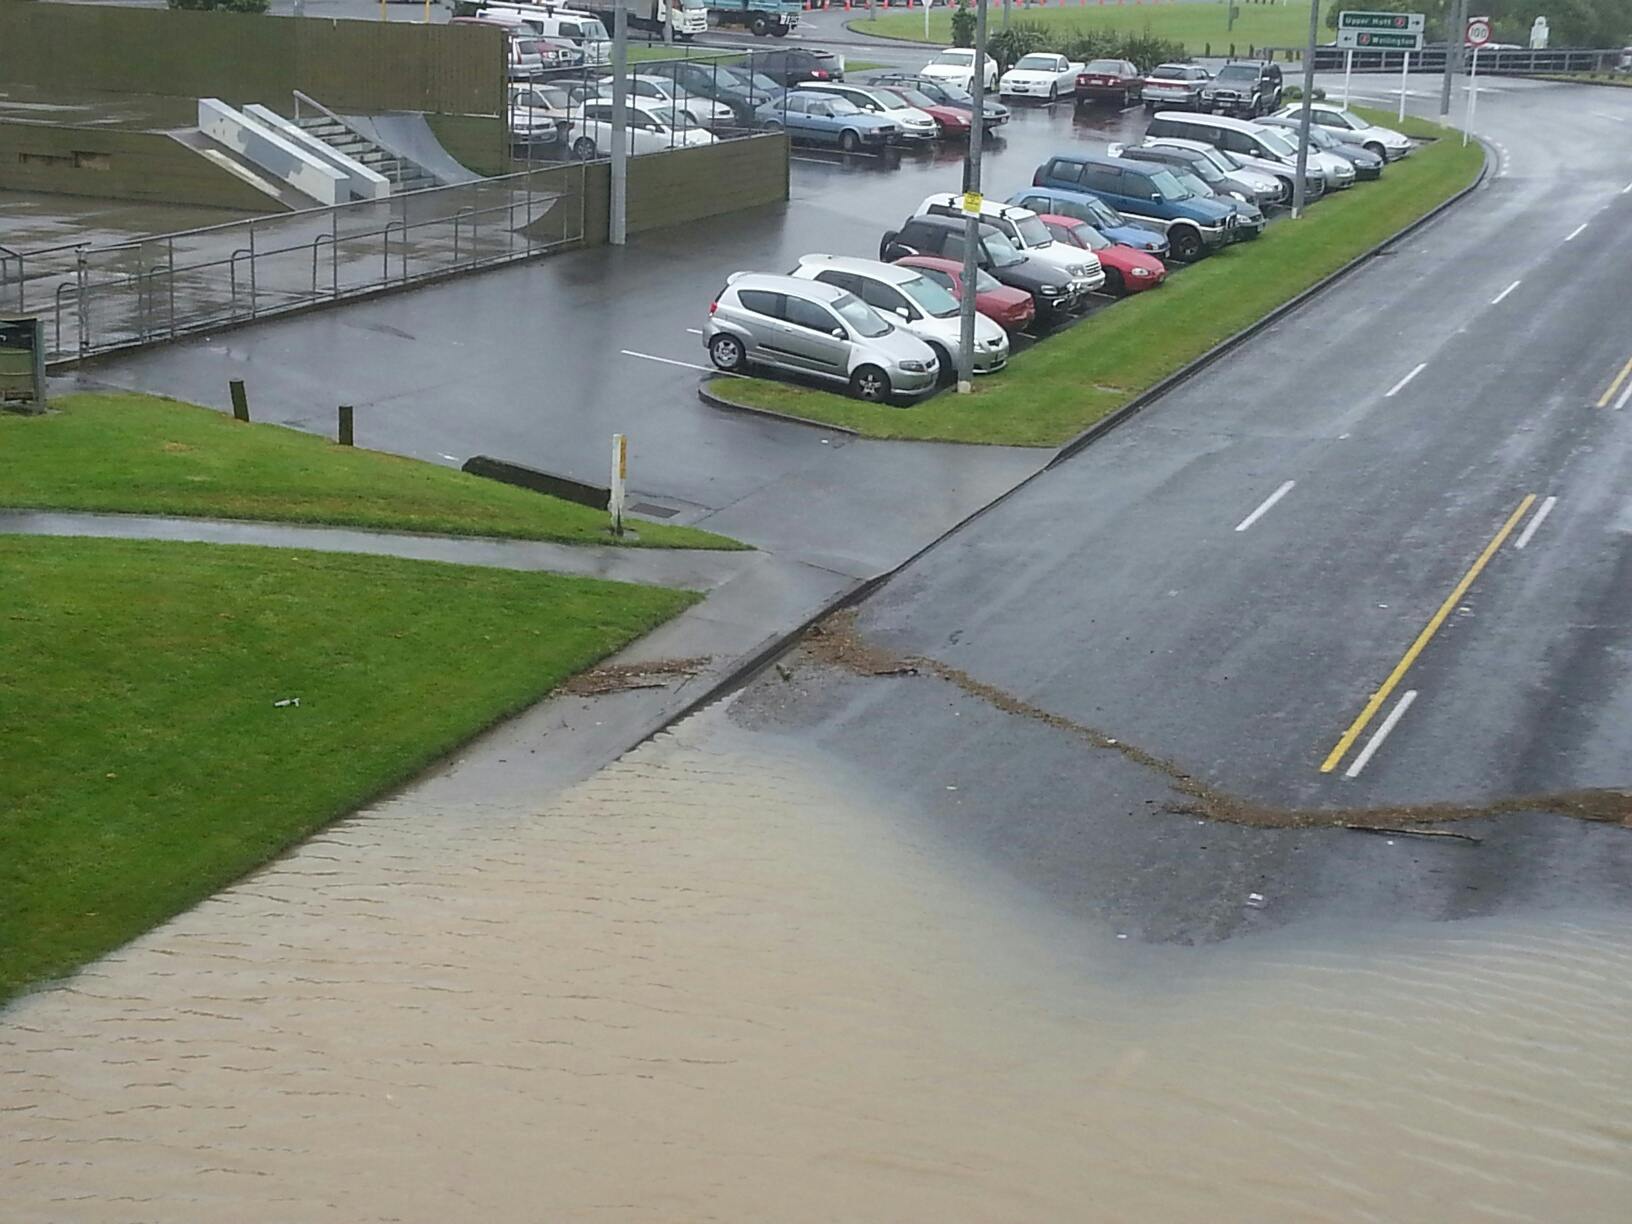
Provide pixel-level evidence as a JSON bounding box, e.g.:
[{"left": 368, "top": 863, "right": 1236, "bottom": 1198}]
[
  {"left": 697, "top": 378, "right": 863, "bottom": 435},
  {"left": 1050, "top": 138, "right": 1494, "bottom": 467}
]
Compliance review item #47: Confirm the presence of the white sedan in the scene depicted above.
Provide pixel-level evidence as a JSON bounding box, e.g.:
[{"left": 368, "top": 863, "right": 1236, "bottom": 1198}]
[
  {"left": 920, "top": 47, "right": 998, "bottom": 92},
  {"left": 998, "top": 53, "right": 1084, "bottom": 102},
  {"left": 1272, "top": 102, "right": 1413, "bottom": 160},
  {"left": 587, "top": 74, "right": 735, "bottom": 130},
  {"left": 553, "top": 98, "right": 716, "bottom": 159}
]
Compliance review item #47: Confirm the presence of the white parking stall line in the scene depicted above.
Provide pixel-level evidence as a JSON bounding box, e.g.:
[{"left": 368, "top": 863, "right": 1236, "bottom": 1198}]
[
  {"left": 1592, "top": 112, "right": 1626, "bottom": 122},
  {"left": 1234, "top": 480, "right": 1296, "bottom": 533},
  {"left": 1513, "top": 496, "right": 1557, "bottom": 551},
  {"left": 1623, "top": 181, "right": 1632, "bottom": 195},
  {"left": 1384, "top": 362, "right": 1428, "bottom": 398},
  {"left": 439, "top": 453, "right": 460, "bottom": 463},
  {"left": 1491, "top": 279, "right": 1522, "bottom": 305},
  {"left": 1565, "top": 222, "right": 1589, "bottom": 242},
  {"left": 1344, "top": 690, "right": 1418, "bottom": 779},
  {"left": 685, "top": 328, "right": 703, "bottom": 335},
  {"left": 622, "top": 349, "right": 743, "bottom": 378},
  {"left": 1119, "top": 104, "right": 1141, "bottom": 114},
  {"left": 1616, "top": 378, "right": 1632, "bottom": 411}
]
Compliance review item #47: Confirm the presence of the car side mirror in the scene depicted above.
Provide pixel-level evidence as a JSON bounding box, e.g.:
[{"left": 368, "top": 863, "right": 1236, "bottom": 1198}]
[
  {"left": 894, "top": 306, "right": 910, "bottom": 320},
  {"left": 830, "top": 327, "right": 846, "bottom": 339},
  {"left": 1152, "top": 191, "right": 1163, "bottom": 202}
]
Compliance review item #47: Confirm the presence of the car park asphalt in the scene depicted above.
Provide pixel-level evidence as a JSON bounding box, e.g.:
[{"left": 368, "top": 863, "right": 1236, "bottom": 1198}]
[{"left": 728, "top": 74, "right": 1632, "bottom": 939}]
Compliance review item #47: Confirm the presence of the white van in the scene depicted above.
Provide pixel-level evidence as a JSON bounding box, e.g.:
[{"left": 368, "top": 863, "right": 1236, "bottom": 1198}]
[
  {"left": 1145, "top": 111, "right": 1328, "bottom": 200},
  {"left": 475, "top": 4, "right": 612, "bottom": 64}
]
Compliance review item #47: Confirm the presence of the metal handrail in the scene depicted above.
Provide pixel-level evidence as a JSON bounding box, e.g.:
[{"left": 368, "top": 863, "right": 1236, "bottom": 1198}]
[{"left": 0, "top": 243, "right": 22, "bottom": 311}]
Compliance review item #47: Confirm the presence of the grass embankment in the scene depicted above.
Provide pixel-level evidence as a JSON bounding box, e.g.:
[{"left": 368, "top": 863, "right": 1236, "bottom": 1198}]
[
  {"left": 0, "top": 393, "right": 742, "bottom": 549},
  {"left": 0, "top": 536, "right": 699, "bottom": 1002},
  {"left": 711, "top": 107, "right": 1484, "bottom": 446},
  {"left": 852, "top": 0, "right": 1310, "bottom": 52},
  {"left": 1525, "top": 72, "right": 1632, "bottom": 88}
]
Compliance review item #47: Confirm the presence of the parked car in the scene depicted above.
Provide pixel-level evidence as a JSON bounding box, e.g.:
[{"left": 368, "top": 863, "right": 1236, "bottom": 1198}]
[
  {"left": 583, "top": 74, "right": 736, "bottom": 129},
  {"left": 706, "top": 273, "right": 940, "bottom": 402},
  {"left": 1156, "top": 112, "right": 1353, "bottom": 190},
  {"left": 878, "top": 214, "right": 1082, "bottom": 328},
  {"left": 1138, "top": 136, "right": 1284, "bottom": 206},
  {"left": 1200, "top": 60, "right": 1283, "bottom": 117},
  {"left": 916, "top": 193, "right": 1104, "bottom": 292},
  {"left": 867, "top": 73, "right": 1010, "bottom": 127},
  {"left": 756, "top": 92, "right": 896, "bottom": 151},
  {"left": 1146, "top": 112, "right": 1328, "bottom": 201},
  {"left": 796, "top": 82, "right": 939, "bottom": 142},
  {"left": 789, "top": 255, "right": 1009, "bottom": 378},
  {"left": 647, "top": 60, "right": 782, "bottom": 127},
  {"left": 999, "top": 53, "right": 1083, "bottom": 102},
  {"left": 508, "top": 82, "right": 572, "bottom": 150},
  {"left": 749, "top": 49, "right": 838, "bottom": 87},
  {"left": 920, "top": 47, "right": 998, "bottom": 92},
  {"left": 1121, "top": 138, "right": 1280, "bottom": 208},
  {"left": 1259, "top": 116, "right": 1383, "bottom": 179},
  {"left": 1075, "top": 59, "right": 1142, "bottom": 106},
  {"left": 1271, "top": 102, "right": 1413, "bottom": 160},
  {"left": 1141, "top": 62, "right": 1210, "bottom": 111},
  {"left": 471, "top": 5, "right": 612, "bottom": 65},
  {"left": 1032, "top": 151, "right": 1236, "bottom": 261},
  {"left": 872, "top": 84, "right": 971, "bottom": 137},
  {"left": 1108, "top": 143, "right": 1267, "bottom": 237},
  {"left": 1004, "top": 187, "right": 1170, "bottom": 258},
  {"left": 564, "top": 98, "right": 716, "bottom": 158},
  {"left": 890, "top": 254, "right": 1036, "bottom": 335},
  {"left": 1035, "top": 216, "right": 1166, "bottom": 295}
]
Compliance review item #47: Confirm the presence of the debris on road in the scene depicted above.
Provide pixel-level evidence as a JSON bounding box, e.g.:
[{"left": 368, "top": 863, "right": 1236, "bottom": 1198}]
[
  {"left": 1346, "top": 825, "right": 1483, "bottom": 844},
  {"left": 272, "top": 697, "right": 301, "bottom": 708},
  {"left": 564, "top": 657, "right": 711, "bottom": 697}
]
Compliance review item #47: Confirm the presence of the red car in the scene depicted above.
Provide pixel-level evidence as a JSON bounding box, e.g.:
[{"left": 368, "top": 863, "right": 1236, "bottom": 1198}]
[
  {"left": 876, "top": 85, "right": 970, "bottom": 136},
  {"left": 891, "top": 254, "right": 1035, "bottom": 335},
  {"left": 1038, "top": 215, "right": 1166, "bottom": 295},
  {"left": 1075, "top": 58, "right": 1143, "bottom": 107}
]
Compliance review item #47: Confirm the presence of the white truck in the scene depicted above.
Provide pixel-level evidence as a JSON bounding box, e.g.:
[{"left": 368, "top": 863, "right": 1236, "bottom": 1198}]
[{"left": 570, "top": 0, "right": 709, "bottom": 39}]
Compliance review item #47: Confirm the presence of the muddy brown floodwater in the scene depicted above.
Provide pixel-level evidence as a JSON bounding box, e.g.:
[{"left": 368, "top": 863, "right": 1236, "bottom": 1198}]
[{"left": 5, "top": 706, "right": 1631, "bottom": 1222}]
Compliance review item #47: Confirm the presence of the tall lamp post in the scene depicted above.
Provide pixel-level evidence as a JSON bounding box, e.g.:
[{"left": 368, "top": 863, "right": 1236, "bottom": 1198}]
[
  {"left": 1292, "top": 0, "right": 1320, "bottom": 218},
  {"left": 956, "top": 0, "right": 988, "bottom": 394}
]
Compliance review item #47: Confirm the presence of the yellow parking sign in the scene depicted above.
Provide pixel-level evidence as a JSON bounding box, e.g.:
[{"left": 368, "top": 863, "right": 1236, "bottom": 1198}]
[{"left": 961, "top": 190, "right": 983, "bottom": 216}]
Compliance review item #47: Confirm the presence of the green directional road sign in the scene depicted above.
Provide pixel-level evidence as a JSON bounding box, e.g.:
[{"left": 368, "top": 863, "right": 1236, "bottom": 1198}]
[
  {"left": 1338, "top": 10, "right": 1426, "bottom": 32},
  {"left": 1343, "top": 30, "right": 1424, "bottom": 49}
]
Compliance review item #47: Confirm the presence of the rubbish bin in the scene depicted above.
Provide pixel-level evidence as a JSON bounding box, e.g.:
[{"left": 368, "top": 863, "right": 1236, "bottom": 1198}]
[{"left": 0, "top": 316, "right": 45, "bottom": 414}]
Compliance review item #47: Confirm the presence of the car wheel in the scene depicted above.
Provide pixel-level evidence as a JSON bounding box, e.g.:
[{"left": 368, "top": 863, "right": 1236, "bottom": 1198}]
[
  {"left": 1365, "top": 141, "right": 1386, "bottom": 158},
  {"left": 708, "top": 334, "right": 746, "bottom": 373},
  {"left": 1170, "top": 227, "right": 1203, "bottom": 262},
  {"left": 763, "top": 118, "right": 783, "bottom": 132},
  {"left": 571, "top": 136, "right": 597, "bottom": 160},
  {"left": 850, "top": 365, "right": 891, "bottom": 402},
  {"left": 1102, "top": 267, "right": 1126, "bottom": 297},
  {"left": 749, "top": 13, "right": 769, "bottom": 35},
  {"left": 771, "top": 23, "right": 789, "bottom": 37},
  {"left": 1048, "top": 84, "right": 1058, "bottom": 103},
  {"left": 928, "top": 344, "right": 954, "bottom": 386},
  {"left": 839, "top": 128, "right": 861, "bottom": 153}
]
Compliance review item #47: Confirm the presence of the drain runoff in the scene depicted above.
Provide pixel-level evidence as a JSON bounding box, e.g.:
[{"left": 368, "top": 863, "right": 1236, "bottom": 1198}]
[{"left": 628, "top": 502, "right": 678, "bottom": 519}]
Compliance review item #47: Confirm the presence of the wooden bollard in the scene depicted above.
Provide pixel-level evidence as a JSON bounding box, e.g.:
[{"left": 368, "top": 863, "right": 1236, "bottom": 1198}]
[
  {"left": 229, "top": 379, "right": 249, "bottom": 422},
  {"left": 338, "top": 404, "right": 353, "bottom": 447}
]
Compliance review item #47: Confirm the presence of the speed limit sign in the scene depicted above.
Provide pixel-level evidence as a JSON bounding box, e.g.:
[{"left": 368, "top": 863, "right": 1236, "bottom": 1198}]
[{"left": 1466, "top": 15, "right": 1492, "bottom": 46}]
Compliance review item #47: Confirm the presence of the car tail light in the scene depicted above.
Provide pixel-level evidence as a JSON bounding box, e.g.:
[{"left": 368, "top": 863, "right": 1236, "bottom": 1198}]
[
  {"left": 813, "top": 69, "right": 828, "bottom": 79},
  {"left": 708, "top": 300, "right": 718, "bottom": 315}
]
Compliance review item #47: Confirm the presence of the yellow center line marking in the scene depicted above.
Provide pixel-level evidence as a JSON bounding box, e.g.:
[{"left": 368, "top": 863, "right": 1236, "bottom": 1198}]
[
  {"left": 1319, "top": 494, "right": 1537, "bottom": 775},
  {"left": 1598, "top": 353, "right": 1632, "bottom": 408}
]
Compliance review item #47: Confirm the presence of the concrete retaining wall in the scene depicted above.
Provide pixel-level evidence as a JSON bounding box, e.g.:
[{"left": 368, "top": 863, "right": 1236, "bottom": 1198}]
[{"left": 0, "top": 121, "right": 280, "bottom": 211}]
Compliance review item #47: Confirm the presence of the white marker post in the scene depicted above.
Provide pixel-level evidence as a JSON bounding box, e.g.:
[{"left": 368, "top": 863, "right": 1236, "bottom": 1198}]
[
  {"left": 1399, "top": 49, "right": 1410, "bottom": 121},
  {"left": 609, "top": 433, "right": 628, "bottom": 537},
  {"left": 1343, "top": 48, "right": 1354, "bottom": 108}
]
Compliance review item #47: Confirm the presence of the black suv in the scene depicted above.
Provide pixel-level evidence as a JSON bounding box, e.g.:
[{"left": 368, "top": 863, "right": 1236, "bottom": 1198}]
[
  {"left": 1199, "top": 60, "right": 1282, "bottom": 117},
  {"left": 878, "top": 214, "right": 1078, "bottom": 327}
]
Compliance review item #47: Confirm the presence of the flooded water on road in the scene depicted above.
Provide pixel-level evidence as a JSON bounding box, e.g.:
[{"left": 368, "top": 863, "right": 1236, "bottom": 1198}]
[{"left": 5, "top": 710, "right": 1630, "bottom": 1222}]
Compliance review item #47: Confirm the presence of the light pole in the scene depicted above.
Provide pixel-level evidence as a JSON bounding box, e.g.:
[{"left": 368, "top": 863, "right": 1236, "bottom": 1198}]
[
  {"left": 610, "top": 0, "right": 628, "bottom": 246},
  {"left": 1440, "top": 0, "right": 1469, "bottom": 117},
  {"left": 1292, "top": 0, "right": 1319, "bottom": 219},
  {"left": 956, "top": 0, "right": 988, "bottom": 394}
]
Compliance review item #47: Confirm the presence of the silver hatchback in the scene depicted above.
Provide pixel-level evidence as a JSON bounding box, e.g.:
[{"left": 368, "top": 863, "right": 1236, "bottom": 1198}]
[{"left": 706, "top": 272, "right": 940, "bottom": 403}]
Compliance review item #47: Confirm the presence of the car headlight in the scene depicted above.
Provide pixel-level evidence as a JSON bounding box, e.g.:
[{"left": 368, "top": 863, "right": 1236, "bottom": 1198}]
[
  {"left": 1070, "top": 265, "right": 1094, "bottom": 278},
  {"left": 1037, "top": 284, "right": 1062, "bottom": 296},
  {"left": 898, "top": 359, "right": 929, "bottom": 373},
  {"left": 1130, "top": 266, "right": 1153, "bottom": 278},
  {"left": 1230, "top": 191, "right": 1247, "bottom": 203}
]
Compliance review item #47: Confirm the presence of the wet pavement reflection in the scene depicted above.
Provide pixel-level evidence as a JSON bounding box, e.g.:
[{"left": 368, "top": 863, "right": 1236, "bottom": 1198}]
[{"left": 6, "top": 704, "right": 1630, "bottom": 1222}]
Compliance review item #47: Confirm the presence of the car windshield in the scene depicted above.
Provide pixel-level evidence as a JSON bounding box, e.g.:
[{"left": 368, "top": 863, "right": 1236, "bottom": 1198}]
[
  {"left": 892, "top": 88, "right": 937, "bottom": 109},
  {"left": 1174, "top": 171, "right": 1211, "bottom": 197},
  {"left": 1149, "top": 169, "right": 1191, "bottom": 201},
  {"left": 1186, "top": 157, "right": 1224, "bottom": 183},
  {"left": 1086, "top": 60, "right": 1123, "bottom": 74},
  {"left": 872, "top": 92, "right": 910, "bottom": 110},
  {"left": 932, "top": 50, "right": 974, "bottom": 65},
  {"left": 899, "top": 274, "right": 960, "bottom": 319},
  {"left": 1331, "top": 108, "right": 1366, "bottom": 128},
  {"left": 981, "top": 229, "right": 1025, "bottom": 268},
  {"left": 1015, "top": 55, "right": 1058, "bottom": 72},
  {"left": 826, "top": 97, "right": 862, "bottom": 115},
  {"left": 1084, "top": 196, "right": 1124, "bottom": 225},
  {"left": 1256, "top": 129, "right": 1297, "bottom": 158},
  {"left": 1013, "top": 214, "right": 1054, "bottom": 248},
  {"left": 1301, "top": 125, "right": 1338, "bottom": 149},
  {"left": 971, "top": 266, "right": 1003, "bottom": 291},
  {"left": 578, "top": 19, "right": 609, "bottom": 42},
  {"left": 831, "top": 292, "right": 891, "bottom": 338},
  {"left": 1063, "top": 221, "right": 1109, "bottom": 250},
  {"left": 1216, "top": 65, "right": 1257, "bottom": 82}
]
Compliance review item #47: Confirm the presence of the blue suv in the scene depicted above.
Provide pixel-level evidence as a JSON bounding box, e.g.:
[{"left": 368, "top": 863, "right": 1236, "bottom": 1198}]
[
  {"left": 1005, "top": 188, "right": 1169, "bottom": 261},
  {"left": 1032, "top": 152, "right": 1236, "bottom": 261}
]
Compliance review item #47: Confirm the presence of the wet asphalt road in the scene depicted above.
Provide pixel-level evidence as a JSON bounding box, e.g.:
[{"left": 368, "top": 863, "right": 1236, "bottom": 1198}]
[{"left": 728, "top": 76, "right": 1632, "bottom": 939}]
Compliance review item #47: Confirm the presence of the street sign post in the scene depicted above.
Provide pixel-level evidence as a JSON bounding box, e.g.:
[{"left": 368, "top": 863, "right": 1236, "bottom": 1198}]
[
  {"left": 1464, "top": 16, "right": 1490, "bottom": 145},
  {"left": 1337, "top": 12, "right": 1424, "bottom": 116}
]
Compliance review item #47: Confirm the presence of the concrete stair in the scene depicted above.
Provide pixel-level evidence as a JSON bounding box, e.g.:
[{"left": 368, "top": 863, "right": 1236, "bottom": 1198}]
[{"left": 294, "top": 117, "right": 440, "bottom": 195}]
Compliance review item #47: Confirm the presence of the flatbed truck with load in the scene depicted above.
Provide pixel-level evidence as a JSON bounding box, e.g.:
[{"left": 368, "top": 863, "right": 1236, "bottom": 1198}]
[
  {"left": 708, "top": 0, "right": 801, "bottom": 37},
  {"left": 570, "top": 0, "right": 710, "bottom": 39}
]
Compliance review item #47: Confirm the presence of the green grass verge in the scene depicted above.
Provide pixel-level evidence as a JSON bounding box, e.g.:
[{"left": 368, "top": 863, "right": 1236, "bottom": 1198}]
[
  {"left": 0, "top": 393, "right": 743, "bottom": 549},
  {"left": 1524, "top": 72, "right": 1632, "bottom": 88},
  {"left": 0, "top": 536, "right": 699, "bottom": 1003},
  {"left": 709, "top": 107, "right": 1484, "bottom": 446},
  {"left": 851, "top": 0, "right": 1311, "bottom": 53}
]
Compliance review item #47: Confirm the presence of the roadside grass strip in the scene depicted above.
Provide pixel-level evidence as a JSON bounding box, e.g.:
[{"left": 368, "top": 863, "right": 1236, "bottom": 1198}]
[
  {"left": 0, "top": 536, "right": 699, "bottom": 1003},
  {"left": 851, "top": 2, "right": 1313, "bottom": 51},
  {"left": 0, "top": 393, "right": 744, "bottom": 550},
  {"left": 706, "top": 108, "right": 1485, "bottom": 447}
]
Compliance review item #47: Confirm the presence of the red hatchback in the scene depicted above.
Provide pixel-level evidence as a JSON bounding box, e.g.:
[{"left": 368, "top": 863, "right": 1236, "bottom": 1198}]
[
  {"left": 876, "top": 85, "right": 970, "bottom": 136},
  {"left": 1037, "top": 215, "right": 1166, "bottom": 296},
  {"left": 1075, "top": 58, "right": 1143, "bottom": 107},
  {"left": 891, "top": 254, "right": 1035, "bottom": 334}
]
